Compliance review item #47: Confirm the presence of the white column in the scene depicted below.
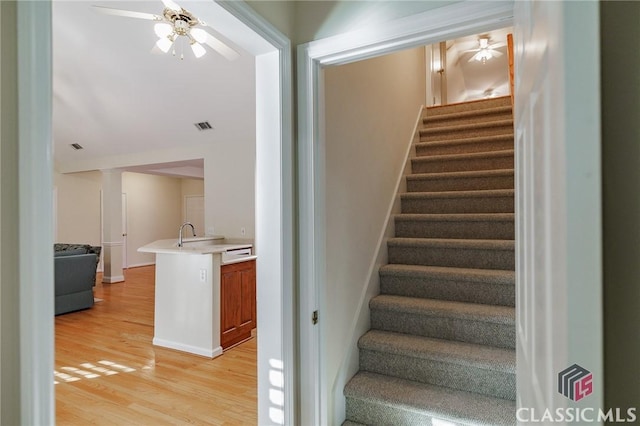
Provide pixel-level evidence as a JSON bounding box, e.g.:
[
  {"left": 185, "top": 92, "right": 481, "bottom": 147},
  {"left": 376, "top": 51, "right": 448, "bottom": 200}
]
[{"left": 101, "top": 169, "right": 124, "bottom": 283}]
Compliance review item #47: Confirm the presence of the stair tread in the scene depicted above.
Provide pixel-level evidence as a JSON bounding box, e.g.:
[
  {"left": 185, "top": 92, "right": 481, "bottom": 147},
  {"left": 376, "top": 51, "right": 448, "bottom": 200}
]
[
  {"left": 371, "top": 294, "right": 515, "bottom": 325},
  {"left": 380, "top": 264, "right": 514, "bottom": 284},
  {"left": 360, "top": 330, "right": 515, "bottom": 373},
  {"left": 421, "top": 119, "right": 514, "bottom": 134},
  {"left": 425, "top": 96, "right": 511, "bottom": 113},
  {"left": 345, "top": 371, "right": 516, "bottom": 426},
  {"left": 401, "top": 188, "right": 514, "bottom": 199},
  {"left": 424, "top": 105, "right": 513, "bottom": 123},
  {"left": 412, "top": 149, "right": 514, "bottom": 163},
  {"left": 395, "top": 213, "right": 514, "bottom": 222},
  {"left": 388, "top": 237, "right": 514, "bottom": 250},
  {"left": 417, "top": 133, "right": 513, "bottom": 148},
  {"left": 407, "top": 168, "right": 514, "bottom": 181}
]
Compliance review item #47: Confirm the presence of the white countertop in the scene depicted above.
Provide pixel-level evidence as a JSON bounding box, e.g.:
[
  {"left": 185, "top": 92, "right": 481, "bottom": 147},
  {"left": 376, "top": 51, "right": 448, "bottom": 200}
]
[{"left": 138, "top": 237, "right": 253, "bottom": 256}]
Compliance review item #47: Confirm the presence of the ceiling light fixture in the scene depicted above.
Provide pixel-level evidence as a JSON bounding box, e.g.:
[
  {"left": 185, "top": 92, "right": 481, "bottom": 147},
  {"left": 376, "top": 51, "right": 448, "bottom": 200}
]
[
  {"left": 92, "top": 1, "right": 240, "bottom": 61},
  {"left": 465, "top": 37, "right": 505, "bottom": 64}
]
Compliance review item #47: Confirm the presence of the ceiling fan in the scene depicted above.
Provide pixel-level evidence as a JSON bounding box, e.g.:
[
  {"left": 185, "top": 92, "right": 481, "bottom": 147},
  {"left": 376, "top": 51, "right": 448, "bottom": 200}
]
[
  {"left": 93, "top": 0, "right": 239, "bottom": 61},
  {"left": 464, "top": 37, "right": 505, "bottom": 63}
]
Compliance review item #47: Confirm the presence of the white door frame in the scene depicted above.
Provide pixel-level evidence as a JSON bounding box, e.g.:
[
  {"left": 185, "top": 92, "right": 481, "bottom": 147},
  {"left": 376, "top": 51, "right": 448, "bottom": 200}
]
[
  {"left": 298, "top": 2, "right": 514, "bottom": 424},
  {"left": 16, "top": 1, "right": 294, "bottom": 425},
  {"left": 121, "top": 192, "right": 127, "bottom": 269}
]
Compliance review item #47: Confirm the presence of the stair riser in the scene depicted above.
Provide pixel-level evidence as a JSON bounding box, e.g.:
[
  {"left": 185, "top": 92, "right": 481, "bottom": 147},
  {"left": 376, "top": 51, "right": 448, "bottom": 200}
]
[
  {"left": 416, "top": 138, "right": 513, "bottom": 156},
  {"left": 420, "top": 125, "right": 513, "bottom": 142},
  {"left": 380, "top": 274, "right": 515, "bottom": 306},
  {"left": 388, "top": 244, "right": 514, "bottom": 270},
  {"left": 370, "top": 309, "right": 515, "bottom": 349},
  {"left": 424, "top": 112, "right": 513, "bottom": 128},
  {"left": 407, "top": 175, "right": 513, "bottom": 192},
  {"left": 360, "top": 350, "right": 516, "bottom": 400},
  {"left": 346, "top": 397, "right": 442, "bottom": 426},
  {"left": 427, "top": 97, "right": 512, "bottom": 116},
  {"left": 401, "top": 196, "right": 514, "bottom": 214},
  {"left": 412, "top": 155, "right": 514, "bottom": 174},
  {"left": 395, "top": 219, "right": 514, "bottom": 240}
]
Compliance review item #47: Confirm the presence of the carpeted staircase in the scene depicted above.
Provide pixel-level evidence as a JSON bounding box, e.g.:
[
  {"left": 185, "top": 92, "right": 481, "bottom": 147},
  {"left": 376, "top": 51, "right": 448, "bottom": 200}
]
[{"left": 343, "top": 96, "right": 516, "bottom": 425}]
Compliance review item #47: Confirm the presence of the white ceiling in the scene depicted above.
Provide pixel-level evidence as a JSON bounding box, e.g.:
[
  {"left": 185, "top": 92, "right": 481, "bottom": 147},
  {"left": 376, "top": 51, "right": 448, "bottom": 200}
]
[
  {"left": 445, "top": 26, "right": 513, "bottom": 101},
  {"left": 52, "top": 0, "right": 257, "bottom": 177}
]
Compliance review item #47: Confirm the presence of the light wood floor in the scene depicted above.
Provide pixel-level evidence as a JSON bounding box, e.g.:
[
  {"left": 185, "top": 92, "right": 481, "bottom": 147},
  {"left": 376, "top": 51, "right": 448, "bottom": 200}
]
[{"left": 55, "top": 265, "right": 257, "bottom": 425}]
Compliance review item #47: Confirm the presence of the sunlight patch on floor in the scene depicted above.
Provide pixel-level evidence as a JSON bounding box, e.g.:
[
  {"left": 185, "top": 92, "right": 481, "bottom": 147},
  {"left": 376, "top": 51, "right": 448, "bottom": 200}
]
[{"left": 54, "top": 360, "right": 136, "bottom": 384}]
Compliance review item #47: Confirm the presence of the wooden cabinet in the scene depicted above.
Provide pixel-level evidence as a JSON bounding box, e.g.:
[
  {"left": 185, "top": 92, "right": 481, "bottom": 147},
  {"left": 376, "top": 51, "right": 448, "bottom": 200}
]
[{"left": 220, "top": 260, "right": 256, "bottom": 350}]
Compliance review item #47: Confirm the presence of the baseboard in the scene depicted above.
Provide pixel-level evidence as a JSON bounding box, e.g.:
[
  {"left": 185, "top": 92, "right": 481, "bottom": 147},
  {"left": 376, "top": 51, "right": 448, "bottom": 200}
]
[
  {"left": 97, "top": 262, "right": 154, "bottom": 274},
  {"left": 330, "top": 105, "right": 424, "bottom": 423},
  {"left": 126, "top": 262, "right": 155, "bottom": 269},
  {"left": 152, "top": 337, "right": 223, "bottom": 359},
  {"left": 102, "top": 275, "right": 125, "bottom": 283}
]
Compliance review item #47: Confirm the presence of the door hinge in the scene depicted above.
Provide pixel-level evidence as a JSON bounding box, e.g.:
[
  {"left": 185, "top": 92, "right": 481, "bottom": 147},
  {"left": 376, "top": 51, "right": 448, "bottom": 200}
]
[{"left": 312, "top": 310, "right": 319, "bottom": 325}]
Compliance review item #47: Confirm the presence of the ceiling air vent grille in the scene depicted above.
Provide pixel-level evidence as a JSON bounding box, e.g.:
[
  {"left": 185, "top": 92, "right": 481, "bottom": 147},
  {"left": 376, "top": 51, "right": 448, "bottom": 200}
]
[
  {"left": 70, "top": 143, "right": 84, "bottom": 150},
  {"left": 194, "top": 121, "right": 213, "bottom": 131}
]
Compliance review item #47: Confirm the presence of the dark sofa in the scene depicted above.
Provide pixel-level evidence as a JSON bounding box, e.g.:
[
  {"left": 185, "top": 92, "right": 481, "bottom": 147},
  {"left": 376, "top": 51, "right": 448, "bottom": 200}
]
[{"left": 54, "top": 244, "right": 101, "bottom": 315}]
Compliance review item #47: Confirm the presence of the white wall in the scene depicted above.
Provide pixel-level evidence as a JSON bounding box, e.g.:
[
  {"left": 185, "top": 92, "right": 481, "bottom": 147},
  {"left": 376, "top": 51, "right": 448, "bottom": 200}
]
[
  {"left": 54, "top": 171, "right": 102, "bottom": 245},
  {"left": 203, "top": 134, "right": 256, "bottom": 239},
  {"left": 122, "top": 172, "right": 183, "bottom": 267},
  {"left": 323, "top": 46, "right": 426, "bottom": 423},
  {"left": 54, "top": 171, "right": 201, "bottom": 268},
  {"left": 293, "top": 1, "right": 458, "bottom": 45},
  {"left": 181, "top": 178, "right": 204, "bottom": 200},
  {"left": 445, "top": 43, "right": 468, "bottom": 103}
]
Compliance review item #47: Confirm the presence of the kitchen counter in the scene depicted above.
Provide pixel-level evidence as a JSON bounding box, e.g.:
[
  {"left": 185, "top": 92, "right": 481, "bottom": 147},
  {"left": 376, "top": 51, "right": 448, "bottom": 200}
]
[
  {"left": 137, "top": 236, "right": 256, "bottom": 358},
  {"left": 139, "top": 237, "right": 256, "bottom": 264}
]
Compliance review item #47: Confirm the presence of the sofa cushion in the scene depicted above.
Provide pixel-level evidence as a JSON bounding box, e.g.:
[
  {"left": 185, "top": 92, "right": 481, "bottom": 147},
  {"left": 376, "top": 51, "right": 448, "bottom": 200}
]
[{"left": 54, "top": 248, "right": 87, "bottom": 257}]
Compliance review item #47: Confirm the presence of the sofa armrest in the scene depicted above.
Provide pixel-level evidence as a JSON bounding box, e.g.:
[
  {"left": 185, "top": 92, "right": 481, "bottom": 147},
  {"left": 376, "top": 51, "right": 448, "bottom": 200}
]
[{"left": 54, "top": 253, "right": 97, "bottom": 296}]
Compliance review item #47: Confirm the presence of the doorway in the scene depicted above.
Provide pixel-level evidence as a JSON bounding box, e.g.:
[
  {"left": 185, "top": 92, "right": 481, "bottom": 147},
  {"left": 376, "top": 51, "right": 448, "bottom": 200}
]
[
  {"left": 297, "top": 3, "right": 515, "bottom": 424},
  {"left": 121, "top": 193, "right": 128, "bottom": 269},
  {"left": 12, "top": 2, "right": 293, "bottom": 425},
  {"left": 184, "top": 195, "right": 205, "bottom": 237}
]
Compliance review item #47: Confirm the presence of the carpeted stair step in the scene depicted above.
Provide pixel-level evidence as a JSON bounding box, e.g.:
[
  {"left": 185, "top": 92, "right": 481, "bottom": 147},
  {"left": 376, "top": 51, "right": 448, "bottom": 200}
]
[
  {"left": 426, "top": 96, "right": 512, "bottom": 117},
  {"left": 369, "top": 295, "right": 515, "bottom": 349},
  {"left": 344, "top": 371, "right": 516, "bottom": 426},
  {"left": 420, "top": 119, "right": 513, "bottom": 142},
  {"left": 411, "top": 149, "right": 514, "bottom": 174},
  {"left": 380, "top": 264, "right": 515, "bottom": 307},
  {"left": 423, "top": 105, "right": 513, "bottom": 128},
  {"left": 406, "top": 169, "right": 514, "bottom": 192},
  {"left": 387, "top": 238, "right": 514, "bottom": 270},
  {"left": 341, "top": 421, "right": 366, "bottom": 426},
  {"left": 394, "top": 213, "right": 514, "bottom": 240},
  {"left": 415, "top": 134, "right": 513, "bottom": 156},
  {"left": 358, "top": 330, "right": 516, "bottom": 400},
  {"left": 401, "top": 189, "right": 514, "bottom": 214}
]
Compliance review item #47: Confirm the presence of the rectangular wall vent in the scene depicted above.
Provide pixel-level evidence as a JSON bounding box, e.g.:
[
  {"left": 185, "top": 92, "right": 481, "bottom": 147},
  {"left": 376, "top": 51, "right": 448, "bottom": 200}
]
[
  {"left": 194, "top": 121, "right": 213, "bottom": 131},
  {"left": 70, "top": 143, "right": 84, "bottom": 150}
]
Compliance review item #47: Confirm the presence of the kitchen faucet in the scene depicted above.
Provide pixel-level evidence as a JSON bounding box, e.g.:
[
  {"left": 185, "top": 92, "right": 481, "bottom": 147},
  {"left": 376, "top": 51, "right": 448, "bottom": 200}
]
[{"left": 178, "top": 222, "right": 196, "bottom": 247}]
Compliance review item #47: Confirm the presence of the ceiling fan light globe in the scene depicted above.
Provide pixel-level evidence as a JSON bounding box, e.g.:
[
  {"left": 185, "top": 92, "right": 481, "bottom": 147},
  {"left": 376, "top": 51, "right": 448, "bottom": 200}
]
[
  {"left": 154, "top": 23, "right": 173, "bottom": 38},
  {"left": 191, "top": 28, "right": 207, "bottom": 44},
  {"left": 156, "top": 37, "right": 173, "bottom": 53},
  {"left": 475, "top": 50, "right": 493, "bottom": 62},
  {"left": 191, "top": 42, "right": 206, "bottom": 58}
]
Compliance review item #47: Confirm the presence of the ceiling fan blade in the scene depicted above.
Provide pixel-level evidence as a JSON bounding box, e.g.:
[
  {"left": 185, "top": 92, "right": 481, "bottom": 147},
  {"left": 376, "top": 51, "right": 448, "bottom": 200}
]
[
  {"left": 489, "top": 50, "right": 504, "bottom": 57},
  {"left": 468, "top": 55, "right": 478, "bottom": 63},
  {"left": 161, "top": 0, "right": 182, "bottom": 12},
  {"left": 92, "top": 6, "right": 160, "bottom": 21},
  {"left": 201, "top": 31, "right": 240, "bottom": 61},
  {"left": 488, "top": 42, "right": 507, "bottom": 49},
  {"left": 463, "top": 48, "right": 481, "bottom": 53}
]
